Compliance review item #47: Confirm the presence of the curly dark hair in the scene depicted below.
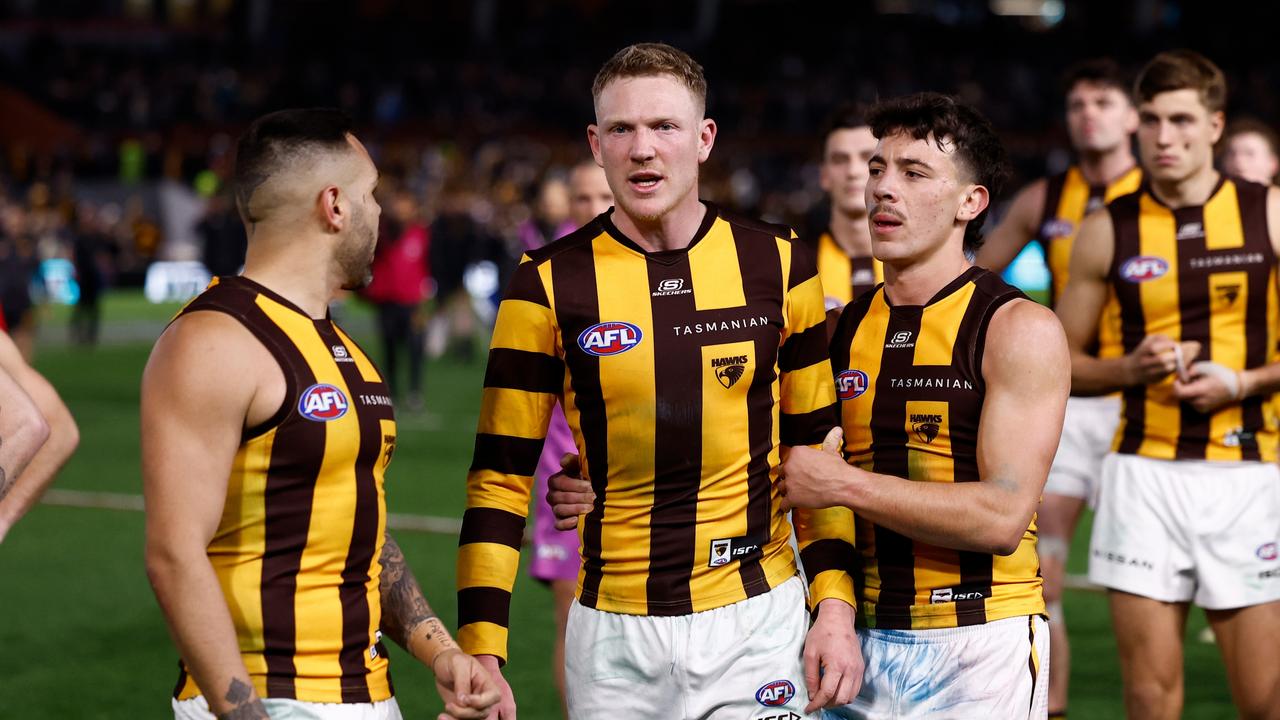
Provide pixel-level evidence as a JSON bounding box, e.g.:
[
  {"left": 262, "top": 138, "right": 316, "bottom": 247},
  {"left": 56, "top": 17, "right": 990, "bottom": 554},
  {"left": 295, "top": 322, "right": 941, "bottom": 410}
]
[{"left": 867, "top": 92, "right": 1010, "bottom": 254}]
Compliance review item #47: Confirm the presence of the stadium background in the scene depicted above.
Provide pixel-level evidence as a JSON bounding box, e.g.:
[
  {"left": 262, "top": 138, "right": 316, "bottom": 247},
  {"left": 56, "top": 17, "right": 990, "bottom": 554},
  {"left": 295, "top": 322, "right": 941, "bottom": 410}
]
[{"left": 0, "top": 0, "right": 1271, "bottom": 716}]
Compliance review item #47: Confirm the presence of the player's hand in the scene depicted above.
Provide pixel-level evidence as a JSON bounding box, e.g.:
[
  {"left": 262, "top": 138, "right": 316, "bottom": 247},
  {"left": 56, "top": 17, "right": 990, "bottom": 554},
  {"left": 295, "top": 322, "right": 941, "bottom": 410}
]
[
  {"left": 1124, "top": 334, "right": 1201, "bottom": 385},
  {"left": 780, "top": 429, "right": 850, "bottom": 511},
  {"left": 803, "top": 599, "right": 864, "bottom": 712},
  {"left": 547, "top": 453, "right": 594, "bottom": 531},
  {"left": 470, "top": 654, "right": 516, "bottom": 720},
  {"left": 1172, "top": 361, "right": 1244, "bottom": 413},
  {"left": 432, "top": 649, "right": 502, "bottom": 720}
]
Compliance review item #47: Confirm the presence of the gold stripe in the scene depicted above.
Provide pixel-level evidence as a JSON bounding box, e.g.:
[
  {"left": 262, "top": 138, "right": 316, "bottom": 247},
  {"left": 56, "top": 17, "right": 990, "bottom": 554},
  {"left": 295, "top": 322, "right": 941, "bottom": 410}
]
[
  {"left": 1136, "top": 196, "right": 1180, "bottom": 459},
  {"left": 1048, "top": 167, "right": 1090, "bottom": 300},
  {"left": 845, "top": 293, "right": 889, "bottom": 459},
  {"left": 465, "top": 469, "right": 534, "bottom": 517},
  {"left": 818, "top": 232, "right": 854, "bottom": 306},
  {"left": 689, "top": 220, "right": 747, "bottom": 310},
  {"left": 914, "top": 283, "right": 974, "bottom": 366},
  {"left": 457, "top": 622, "right": 509, "bottom": 660},
  {"left": 457, "top": 543, "right": 521, "bottom": 591},
  {"left": 1204, "top": 181, "right": 1245, "bottom": 250},
  {"left": 490, "top": 299, "right": 559, "bottom": 355},
  {"left": 590, "top": 235, "right": 656, "bottom": 611},
  {"left": 476, "top": 387, "right": 555, "bottom": 439}
]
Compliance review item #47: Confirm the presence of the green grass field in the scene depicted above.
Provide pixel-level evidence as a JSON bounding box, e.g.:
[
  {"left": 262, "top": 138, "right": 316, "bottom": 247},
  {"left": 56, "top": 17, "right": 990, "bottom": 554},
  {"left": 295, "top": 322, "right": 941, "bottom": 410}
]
[{"left": 0, "top": 291, "right": 1238, "bottom": 718}]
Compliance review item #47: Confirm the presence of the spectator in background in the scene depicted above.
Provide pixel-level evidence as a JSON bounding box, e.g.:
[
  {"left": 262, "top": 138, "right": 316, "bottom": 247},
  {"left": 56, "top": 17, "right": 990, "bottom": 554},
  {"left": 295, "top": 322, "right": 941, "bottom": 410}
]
[
  {"left": 362, "top": 187, "right": 431, "bottom": 411},
  {"left": 1220, "top": 117, "right": 1280, "bottom": 185},
  {"left": 0, "top": 203, "right": 40, "bottom": 361},
  {"left": 517, "top": 176, "right": 573, "bottom": 253},
  {"left": 197, "top": 191, "right": 248, "bottom": 277},
  {"left": 70, "top": 202, "right": 114, "bottom": 346},
  {"left": 428, "top": 186, "right": 492, "bottom": 362}
]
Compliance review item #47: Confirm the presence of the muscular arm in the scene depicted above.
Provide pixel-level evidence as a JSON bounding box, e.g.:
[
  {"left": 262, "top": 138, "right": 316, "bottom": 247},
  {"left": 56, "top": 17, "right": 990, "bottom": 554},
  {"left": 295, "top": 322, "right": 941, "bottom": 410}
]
[
  {"left": 784, "top": 300, "right": 1070, "bottom": 555},
  {"left": 1235, "top": 186, "right": 1280, "bottom": 397},
  {"left": 142, "top": 312, "right": 273, "bottom": 720},
  {"left": 0, "top": 358, "right": 50, "bottom": 508},
  {"left": 0, "top": 329, "right": 79, "bottom": 541},
  {"left": 974, "top": 180, "right": 1046, "bottom": 274},
  {"left": 1057, "top": 209, "right": 1133, "bottom": 394},
  {"left": 379, "top": 532, "right": 459, "bottom": 663}
]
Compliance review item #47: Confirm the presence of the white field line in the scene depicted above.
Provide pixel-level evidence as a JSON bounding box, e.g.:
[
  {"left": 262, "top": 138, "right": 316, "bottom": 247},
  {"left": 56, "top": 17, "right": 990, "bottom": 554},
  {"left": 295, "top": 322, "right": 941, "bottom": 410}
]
[{"left": 42, "top": 488, "right": 465, "bottom": 537}]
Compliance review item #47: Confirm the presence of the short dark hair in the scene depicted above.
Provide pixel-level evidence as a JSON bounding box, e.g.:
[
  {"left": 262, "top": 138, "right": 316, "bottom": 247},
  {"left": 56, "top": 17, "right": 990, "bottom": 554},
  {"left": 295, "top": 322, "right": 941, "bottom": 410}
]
[
  {"left": 592, "top": 43, "right": 707, "bottom": 114},
  {"left": 1224, "top": 117, "right": 1280, "bottom": 157},
  {"left": 867, "top": 92, "right": 1010, "bottom": 254},
  {"left": 233, "top": 108, "right": 355, "bottom": 223},
  {"left": 1134, "top": 50, "right": 1227, "bottom": 114},
  {"left": 821, "top": 103, "right": 869, "bottom": 150},
  {"left": 1061, "top": 57, "right": 1129, "bottom": 97}
]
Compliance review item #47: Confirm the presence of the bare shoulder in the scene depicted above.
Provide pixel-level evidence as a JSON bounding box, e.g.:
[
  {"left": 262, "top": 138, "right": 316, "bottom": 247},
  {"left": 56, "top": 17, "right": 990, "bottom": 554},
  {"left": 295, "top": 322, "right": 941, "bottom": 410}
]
[
  {"left": 983, "top": 299, "right": 1069, "bottom": 382},
  {"left": 1014, "top": 177, "right": 1050, "bottom": 214},
  {"left": 142, "top": 311, "right": 276, "bottom": 421},
  {"left": 1069, "top": 206, "right": 1115, "bottom": 274}
]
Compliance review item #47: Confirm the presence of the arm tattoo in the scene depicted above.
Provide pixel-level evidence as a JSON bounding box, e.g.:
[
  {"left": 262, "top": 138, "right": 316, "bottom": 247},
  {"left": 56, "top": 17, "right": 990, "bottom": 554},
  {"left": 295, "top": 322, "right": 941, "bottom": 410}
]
[
  {"left": 216, "top": 678, "right": 268, "bottom": 720},
  {"left": 378, "top": 533, "right": 438, "bottom": 650}
]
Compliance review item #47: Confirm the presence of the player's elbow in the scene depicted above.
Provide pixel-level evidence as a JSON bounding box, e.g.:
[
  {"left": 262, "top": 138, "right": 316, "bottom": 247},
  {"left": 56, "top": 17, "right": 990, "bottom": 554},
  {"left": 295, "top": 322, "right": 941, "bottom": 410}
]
[
  {"left": 144, "top": 536, "right": 191, "bottom": 597},
  {"left": 17, "top": 408, "right": 51, "bottom": 465},
  {"left": 989, "top": 528, "right": 1024, "bottom": 557},
  {"left": 52, "top": 408, "right": 79, "bottom": 461}
]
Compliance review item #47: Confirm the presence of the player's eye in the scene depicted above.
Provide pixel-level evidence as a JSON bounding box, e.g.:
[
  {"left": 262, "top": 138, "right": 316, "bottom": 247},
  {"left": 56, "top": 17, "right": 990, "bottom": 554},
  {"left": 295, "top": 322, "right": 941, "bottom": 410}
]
[{"left": 658, "top": 122, "right": 676, "bottom": 131}]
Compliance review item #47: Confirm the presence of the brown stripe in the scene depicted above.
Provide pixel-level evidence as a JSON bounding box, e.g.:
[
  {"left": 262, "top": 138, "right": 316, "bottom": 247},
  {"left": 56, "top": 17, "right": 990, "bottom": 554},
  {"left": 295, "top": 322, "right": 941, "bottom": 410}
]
[
  {"left": 645, "top": 251, "right": 701, "bottom": 615},
  {"left": 483, "top": 348, "right": 564, "bottom": 394},
  {"left": 172, "top": 661, "right": 187, "bottom": 699},
  {"left": 501, "top": 259, "right": 551, "bottom": 307},
  {"left": 1110, "top": 195, "right": 1147, "bottom": 455},
  {"left": 457, "top": 586, "right": 513, "bottom": 627},
  {"left": 781, "top": 403, "right": 840, "bottom": 448},
  {"left": 469, "top": 433, "right": 545, "bottom": 476},
  {"left": 1237, "top": 181, "right": 1273, "bottom": 460},
  {"left": 259, "top": 336, "right": 326, "bottom": 699},
  {"left": 552, "top": 244, "right": 609, "bottom": 608},
  {"left": 868, "top": 306, "right": 922, "bottom": 629},
  {"left": 787, "top": 227, "right": 819, "bottom": 290},
  {"left": 458, "top": 507, "right": 525, "bottom": 549},
  {"left": 1028, "top": 616, "right": 1039, "bottom": 714},
  {"left": 328, "top": 327, "right": 389, "bottom": 703},
  {"left": 800, "top": 537, "right": 858, "bottom": 578},
  {"left": 850, "top": 256, "right": 878, "bottom": 300},
  {"left": 733, "top": 225, "right": 785, "bottom": 598},
  {"left": 778, "top": 321, "right": 829, "bottom": 373},
  {"left": 1174, "top": 205, "right": 1211, "bottom": 459}
]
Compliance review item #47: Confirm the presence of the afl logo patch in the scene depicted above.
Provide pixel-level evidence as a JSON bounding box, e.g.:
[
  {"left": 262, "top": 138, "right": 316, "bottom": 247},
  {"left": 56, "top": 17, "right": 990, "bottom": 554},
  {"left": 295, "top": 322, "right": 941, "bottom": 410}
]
[
  {"left": 1258, "top": 542, "right": 1278, "bottom": 561},
  {"left": 756, "top": 679, "right": 795, "bottom": 707},
  {"left": 836, "top": 369, "right": 869, "bottom": 401},
  {"left": 1120, "top": 256, "right": 1169, "bottom": 283},
  {"left": 577, "top": 321, "right": 643, "bottom": 357},
  {"left": 298, "top": 383, "right": 349, "bottom": 421}
]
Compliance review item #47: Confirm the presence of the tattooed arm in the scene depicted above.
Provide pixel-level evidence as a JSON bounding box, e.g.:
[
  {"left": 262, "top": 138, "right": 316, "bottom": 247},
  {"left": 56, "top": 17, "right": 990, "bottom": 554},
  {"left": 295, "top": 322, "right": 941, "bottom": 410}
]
[
  {"left": 379, "top": 533, "right": 500, "bottom": 719},
  {"left": 0, "top": 329, "right": 78, "bottom": 542},
  {"left": 0, "top": 357, "right": 50, "bottom": 506},
  {"left": 143, "top": 313, "right": 280, "bottom": 719}
]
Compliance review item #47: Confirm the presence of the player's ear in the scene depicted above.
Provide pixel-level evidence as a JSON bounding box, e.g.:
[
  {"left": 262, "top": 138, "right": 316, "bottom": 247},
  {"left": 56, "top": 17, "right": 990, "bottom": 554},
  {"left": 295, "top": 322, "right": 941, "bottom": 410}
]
[
  {"left": 698, "top": 118, "right": 717, "bottom": 163},
  {"left": 587, "top": 125, "right": 604, "bottom": 167},
  {"left": 1208, "top": 111, "right": 1226, "bottom": 144},
  {"left": 956, "top": 184, "right": 989, "bottom": 223},
  {"left": 319, "top": 185, "right": 344, "bottom": 233}
]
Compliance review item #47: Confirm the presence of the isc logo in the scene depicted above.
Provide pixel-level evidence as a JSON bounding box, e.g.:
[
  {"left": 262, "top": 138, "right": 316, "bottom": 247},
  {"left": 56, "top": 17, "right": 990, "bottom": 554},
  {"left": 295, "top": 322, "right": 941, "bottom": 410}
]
[
  {"left": 577, "top": 321, "right": 643, "bottom": 357},
  {"left": 298, "top": 383, "right": 349, "bottom": 421},
  {"left": 1120, "top": 256, "right": 1169, "bottom": 283},
  {"left": 756, "top": 679, "right": 795, "bottom": 707},
  {"left": 836, "top": 369, "right": 869, "bottom": 401}
]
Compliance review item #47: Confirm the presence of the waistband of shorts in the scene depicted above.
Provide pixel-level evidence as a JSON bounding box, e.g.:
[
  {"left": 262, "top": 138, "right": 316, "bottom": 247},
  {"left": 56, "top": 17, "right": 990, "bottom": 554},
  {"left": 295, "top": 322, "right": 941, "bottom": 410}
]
[
  {"left": 859, "top": 614, "right": 1043, "bottom": 644},
  {"left": 573, "top": 573, "right": 802, "bottom": 619}
]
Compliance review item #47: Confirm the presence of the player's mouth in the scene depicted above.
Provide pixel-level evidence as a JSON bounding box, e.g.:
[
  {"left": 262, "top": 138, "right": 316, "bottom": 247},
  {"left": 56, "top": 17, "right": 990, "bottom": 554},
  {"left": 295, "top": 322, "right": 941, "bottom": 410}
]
[
  {"left": 628, "top": 171, "right": 664, "bottom": 194},
  {"left": 1153, "top": 154, "right": 1179, "bottom": 166},
  {"left": 871, "top": 211, "right": 904, "bottom": 233}
]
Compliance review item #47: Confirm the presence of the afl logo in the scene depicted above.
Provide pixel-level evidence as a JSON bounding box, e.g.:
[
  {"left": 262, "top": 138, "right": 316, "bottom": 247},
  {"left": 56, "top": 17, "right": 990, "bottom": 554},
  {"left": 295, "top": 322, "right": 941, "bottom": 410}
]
[
  {"left": 1120, "top": 256, "right": 1169, "bottom": 283},
  {"left": 756, "top": 679, "right": 795, "bottom": 707},
  {"left": 1258, "top": 542, "right": 1278, "bottom": 561},
  {"left": 577, "top": 321, "right": 643, "bottom": 357},
  {"left": 298, "top": 383, "right": 349, "bottom": 421},
  {"left": 836, "top": 369, "right": 869, "bottom": 401}
]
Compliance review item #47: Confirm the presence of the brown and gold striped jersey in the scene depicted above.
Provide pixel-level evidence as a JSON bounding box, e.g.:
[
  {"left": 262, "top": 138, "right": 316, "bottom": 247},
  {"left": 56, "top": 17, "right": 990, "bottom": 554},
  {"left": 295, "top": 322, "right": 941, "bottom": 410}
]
[
  {"left": 1040, "top": 165, "right": 1142, "bottom": 363},
  {"left": 815, "top": 229, "right": 883, "bottom": 309},
  {"left": 457, "top": 203, "right": 849, "bottom": 662},
  {"left": 1109, "top": 178, "right": 1279, "bottom": 462},
  {"left": 832, "top": 267, "right": 1045, "bottom": 630},
  {"left": 171, "top": 276, "right": 396, "bottom": 704}
]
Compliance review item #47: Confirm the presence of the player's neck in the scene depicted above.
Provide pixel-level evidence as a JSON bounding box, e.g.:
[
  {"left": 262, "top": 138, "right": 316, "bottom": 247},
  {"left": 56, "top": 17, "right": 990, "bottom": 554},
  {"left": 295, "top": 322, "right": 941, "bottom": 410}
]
[
  {"left": 241, "top": 232, "right": 338, "bottom": 319},
  {"left": 1076, "top": 146, "right": 1137, "bottom": 186},
  {"left": 882, "top": 240, "right": 971, "bottom": 306},
  {"left": 1149, "top": 167, "right": 1221, "bottom": 209},
  {"left": 612, "top": 195, "right": 707, "bottom": 253},
  {"left": 828, "top": 209, "right": 872, "bottom": 258}
]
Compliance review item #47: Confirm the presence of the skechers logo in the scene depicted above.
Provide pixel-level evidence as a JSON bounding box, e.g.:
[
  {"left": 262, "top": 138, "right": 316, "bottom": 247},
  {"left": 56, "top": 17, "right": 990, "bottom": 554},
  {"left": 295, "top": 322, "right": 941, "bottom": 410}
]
[
  {"left": 1176, "top": 222, "right": 1204, "bottom": 241},
  {"left": 652, "top": 278, "right": 692, "bottom": 297},
  {"left": 911, "top": 413, "right": 942, "bottom": 444},
  {"left": 1120, "top": 256, "right": 1168, "bottom": 283},
  {"left": 578, "top": 322, "right": 642, "bottom": 356},
  {"left": 332, "top": 345, "right": 354, "bottom": 363},
  {"left": 836, "top": 369, "right": 868, "bottom": 401},
  {"left": 886, "top": 330, "right": 914, "bottom": 349},
  {"left": 712, "top": 355, "right": 748, "bottom": 389},
  {"left": 298, "top": 384, "right": 349, "bottom": 421}
]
